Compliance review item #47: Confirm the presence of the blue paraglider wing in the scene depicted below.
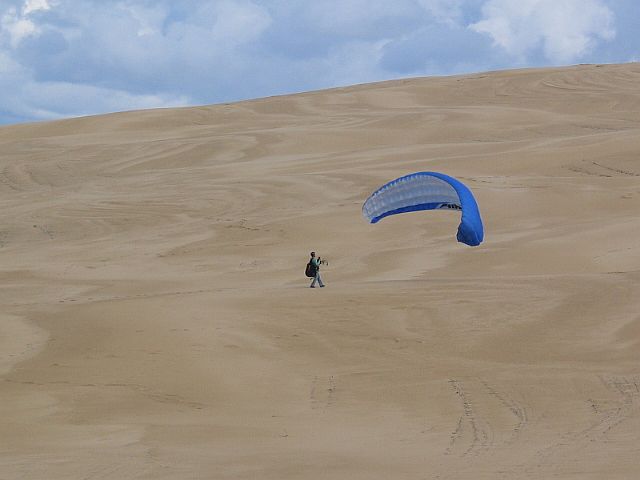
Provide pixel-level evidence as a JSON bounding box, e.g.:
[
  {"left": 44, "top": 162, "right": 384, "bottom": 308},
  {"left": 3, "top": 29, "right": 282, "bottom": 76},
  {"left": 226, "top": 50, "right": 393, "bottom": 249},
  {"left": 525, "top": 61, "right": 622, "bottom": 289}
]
[{"left": 362, "top": 172, "right": 484, "bottom": 246}]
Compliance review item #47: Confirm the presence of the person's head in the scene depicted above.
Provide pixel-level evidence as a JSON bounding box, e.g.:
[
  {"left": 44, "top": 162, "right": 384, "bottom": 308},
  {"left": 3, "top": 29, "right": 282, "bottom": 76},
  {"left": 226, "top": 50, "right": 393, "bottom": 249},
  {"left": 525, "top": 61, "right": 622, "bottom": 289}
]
[{"left": 310, "top": 251, "right": 316, "bottom": 257}]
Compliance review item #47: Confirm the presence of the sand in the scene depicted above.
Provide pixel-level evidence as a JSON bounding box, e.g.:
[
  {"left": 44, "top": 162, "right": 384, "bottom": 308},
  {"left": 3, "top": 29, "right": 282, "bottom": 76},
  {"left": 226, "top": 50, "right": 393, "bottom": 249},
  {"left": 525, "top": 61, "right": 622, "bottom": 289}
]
[{"left": 1, "top": 63, "right": 640, "bottom": 479}]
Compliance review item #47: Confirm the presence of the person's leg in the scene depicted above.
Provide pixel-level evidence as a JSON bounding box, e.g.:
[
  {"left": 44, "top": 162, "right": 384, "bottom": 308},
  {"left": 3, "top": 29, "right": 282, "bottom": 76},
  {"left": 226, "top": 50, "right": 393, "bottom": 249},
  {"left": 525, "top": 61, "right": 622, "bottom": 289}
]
[
  {"left": 317, "top": 272, "right": 325, "bottom": 287},
  {"left": 310, "top": 274, "right": 318, "bottom": 287}
]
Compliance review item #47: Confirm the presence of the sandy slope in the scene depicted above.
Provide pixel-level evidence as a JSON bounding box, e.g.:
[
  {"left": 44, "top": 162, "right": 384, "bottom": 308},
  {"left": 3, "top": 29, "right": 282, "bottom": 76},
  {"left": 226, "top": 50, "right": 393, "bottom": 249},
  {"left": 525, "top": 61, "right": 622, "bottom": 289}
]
[{"left": 1, "top": 63, "right": 640, "bottom": 479}]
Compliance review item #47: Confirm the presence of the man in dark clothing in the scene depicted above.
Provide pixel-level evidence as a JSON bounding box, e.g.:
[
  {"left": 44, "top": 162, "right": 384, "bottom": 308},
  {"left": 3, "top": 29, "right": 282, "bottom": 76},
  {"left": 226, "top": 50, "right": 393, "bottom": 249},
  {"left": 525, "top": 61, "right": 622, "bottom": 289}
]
[{"left": 309, "top": 251, "right": 325, "bottom": 288}]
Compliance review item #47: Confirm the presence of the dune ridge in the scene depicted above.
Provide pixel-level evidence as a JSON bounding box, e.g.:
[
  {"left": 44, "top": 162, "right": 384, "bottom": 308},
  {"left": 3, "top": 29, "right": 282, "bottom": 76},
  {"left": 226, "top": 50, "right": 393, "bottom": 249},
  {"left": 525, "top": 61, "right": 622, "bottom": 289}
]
[{"left": 1, "top": 63, "right": 640, "bottom": 479}]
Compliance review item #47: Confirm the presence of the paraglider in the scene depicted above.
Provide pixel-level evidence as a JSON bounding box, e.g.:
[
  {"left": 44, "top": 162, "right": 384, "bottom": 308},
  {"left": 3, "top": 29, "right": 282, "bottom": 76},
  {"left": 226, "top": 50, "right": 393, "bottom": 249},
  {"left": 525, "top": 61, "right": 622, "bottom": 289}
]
[{"left": 362, "top": 172, "right": 484, "bottom": 246}]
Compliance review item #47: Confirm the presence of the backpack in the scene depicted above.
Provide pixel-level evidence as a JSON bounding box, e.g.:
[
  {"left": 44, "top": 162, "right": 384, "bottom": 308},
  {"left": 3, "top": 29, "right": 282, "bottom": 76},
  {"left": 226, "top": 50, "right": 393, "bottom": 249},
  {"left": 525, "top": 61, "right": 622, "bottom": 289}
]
[{"left": 305, "top": 261, "right": 317, "bottom": 278}]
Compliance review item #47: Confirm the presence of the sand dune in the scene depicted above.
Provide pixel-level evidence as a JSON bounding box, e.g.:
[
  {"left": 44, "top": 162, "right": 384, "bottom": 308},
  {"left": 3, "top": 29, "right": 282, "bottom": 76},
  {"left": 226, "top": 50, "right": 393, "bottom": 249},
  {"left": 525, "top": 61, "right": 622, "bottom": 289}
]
[{"left": 1, "top": 63, "right": 640, "bottom": 479}]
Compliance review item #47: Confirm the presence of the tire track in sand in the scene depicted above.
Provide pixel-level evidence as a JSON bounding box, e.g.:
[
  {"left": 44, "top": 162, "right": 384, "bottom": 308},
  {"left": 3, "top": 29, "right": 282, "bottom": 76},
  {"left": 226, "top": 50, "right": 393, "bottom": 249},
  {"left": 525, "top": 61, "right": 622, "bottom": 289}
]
[{"left": 446, "top": 378, "right": 529, "bottom": 457}]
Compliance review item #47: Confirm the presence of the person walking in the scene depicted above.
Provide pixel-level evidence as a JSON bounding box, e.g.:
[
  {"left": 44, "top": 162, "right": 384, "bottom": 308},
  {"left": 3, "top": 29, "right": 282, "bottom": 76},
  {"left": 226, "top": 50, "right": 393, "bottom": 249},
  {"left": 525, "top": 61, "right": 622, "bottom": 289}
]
[{"left": 309, "top": 251, "right": 325, "bottom": 288}]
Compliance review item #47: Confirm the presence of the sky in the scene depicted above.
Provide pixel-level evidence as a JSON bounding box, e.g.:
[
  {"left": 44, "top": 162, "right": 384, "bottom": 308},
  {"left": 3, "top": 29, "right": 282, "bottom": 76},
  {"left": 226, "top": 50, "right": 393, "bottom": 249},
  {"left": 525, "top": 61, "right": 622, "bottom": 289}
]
[{"left": 0, "top": 0, "right": 638, "bottom": 125}]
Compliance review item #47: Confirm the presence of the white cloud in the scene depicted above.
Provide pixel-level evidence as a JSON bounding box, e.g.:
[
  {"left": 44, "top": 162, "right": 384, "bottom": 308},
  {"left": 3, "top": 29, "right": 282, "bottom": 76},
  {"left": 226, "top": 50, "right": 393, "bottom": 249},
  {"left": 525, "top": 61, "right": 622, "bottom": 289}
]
[
  {"left": 1, "top": 7, "right": 37, "bottom": 47},
  {"left": 416, "top": 0, "right": 465, "bottom": 26},
  {"left": 23, "top": 0, "right": 55, "bottom": 15},
  {"left": 207, "top": 0, "right": 271, "bottom": 44},
  {"left": 0, "top": 0, "right": 278, "bottom": 122},
  {"left": 282, "top": 0, "right": 417, "bottom": 39},
  {"left": 0, "top": 50, "right": 22, "bottom": 76},
  {"left": 116, "top": 3, "right": 164, "bottom": 38},
  {"left": 1, "top": 1, "right": 57, "bottom": 48},
  {"left": 470, "top": 0, "right": 615, "bottom": 63}
]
